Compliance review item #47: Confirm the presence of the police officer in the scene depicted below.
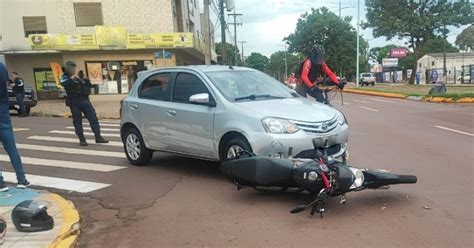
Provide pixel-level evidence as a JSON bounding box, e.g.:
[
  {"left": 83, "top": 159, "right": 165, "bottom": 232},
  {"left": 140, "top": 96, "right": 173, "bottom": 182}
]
[
  {"left": 61, "top": 61, "right": 108, "bottom": 146},
  {"left": 10, "top": 72, "right": 26, "bottom": 117}
]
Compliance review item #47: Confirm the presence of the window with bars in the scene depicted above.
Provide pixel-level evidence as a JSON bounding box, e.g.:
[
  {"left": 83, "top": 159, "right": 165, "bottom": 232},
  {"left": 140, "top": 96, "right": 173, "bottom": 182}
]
[
  {"left": 73, "top": 2, "right": 104, "bottom": 27},
  {"left": 23, "top": 16, "right": 47, "bottom": 37}
]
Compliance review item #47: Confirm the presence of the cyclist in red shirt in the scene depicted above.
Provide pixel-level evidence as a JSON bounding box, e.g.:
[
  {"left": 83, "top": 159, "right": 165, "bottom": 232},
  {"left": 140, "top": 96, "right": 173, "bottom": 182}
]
[{"left": 295, "top": 45, "right": 344, "bottom": 103}]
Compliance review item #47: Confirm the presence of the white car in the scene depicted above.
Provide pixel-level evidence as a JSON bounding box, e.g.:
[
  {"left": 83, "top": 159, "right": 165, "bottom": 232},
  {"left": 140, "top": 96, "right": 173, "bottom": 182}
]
[
  {"left": 457, "top": 74, "right": 471, "bottom": 83},
  {"left": 360, "top": 73, "right": 376, "bottom": 86}
]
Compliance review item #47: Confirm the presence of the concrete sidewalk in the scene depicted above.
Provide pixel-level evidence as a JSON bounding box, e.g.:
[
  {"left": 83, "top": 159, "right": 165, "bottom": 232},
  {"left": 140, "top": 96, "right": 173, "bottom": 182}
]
[
  {"left": 0, "top": 188, "right": 79, "bottom": 248},
  {"left": 31, "top": 94, "right": 125, "bottom": 119}
]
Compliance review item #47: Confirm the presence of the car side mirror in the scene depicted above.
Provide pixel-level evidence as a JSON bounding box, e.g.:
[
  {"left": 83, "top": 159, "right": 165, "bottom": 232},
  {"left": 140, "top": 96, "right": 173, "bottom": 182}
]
[{"left": 189, "top": 93, "right": 216, "bottom": 107}]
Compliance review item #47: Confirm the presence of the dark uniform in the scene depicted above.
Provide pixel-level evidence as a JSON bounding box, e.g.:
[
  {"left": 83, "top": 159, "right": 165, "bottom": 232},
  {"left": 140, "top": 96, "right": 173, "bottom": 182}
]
[
  {"left": 60, "top": 61, "right": 108, "bottom": 146},
  {"left": 11, "top": 75, "right": 26, "bottom": 116}
]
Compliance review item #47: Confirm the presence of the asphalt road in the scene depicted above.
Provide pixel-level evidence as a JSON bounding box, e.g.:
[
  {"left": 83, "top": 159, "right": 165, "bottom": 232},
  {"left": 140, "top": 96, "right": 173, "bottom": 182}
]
[{"left": 1, "top": 93, "right": 473, "bottom": 248}]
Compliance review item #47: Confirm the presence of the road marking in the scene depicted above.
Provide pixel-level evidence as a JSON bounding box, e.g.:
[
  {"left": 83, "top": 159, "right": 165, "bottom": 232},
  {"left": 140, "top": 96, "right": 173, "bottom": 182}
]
[
  {"left": 434, "top": 125, "right": 474, "bottom": 137},
  {"left": 84, "top": 123, "right": 119, "bottom": 127},
  {"left": 353, "top": 99, "right": 370, "bottom": 104},
  {"left": 332, "top": 101, "right": 352, "bottom": 105},
  {"left": 49, "top": 130, "right": 120, "bottom": 138},
  {"left": 99, "top": 120, "right": 120, "bottom": 124},
  {"left": 27, "top": 136, "right": 123, "bottom": 147},
  {"left": 1, "top": 172, "right": 111, "bottom": 193},
  {"left": 66, "top": 126, "right": 119, "bottom": 132},
  {"left": 14, "top": 144, "right": 126, "bottom": 158},
  {"left": 13, "top": 128, "right": 30, "bottom": 132},
  {"left": 359, "top": 106, "right": 380, "bottom": 112},
  {"left": 372, "top": 98, "right": 399, "bottom": 104},
  {"left": 0, "top": 154, "right": 124, "bottom": 172}
]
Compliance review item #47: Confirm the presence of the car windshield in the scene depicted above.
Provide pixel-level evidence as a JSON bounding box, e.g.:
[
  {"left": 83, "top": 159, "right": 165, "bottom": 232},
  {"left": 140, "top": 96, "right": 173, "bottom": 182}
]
[{"left": 205, "top": 70, "right": 296, "bottom": 102}]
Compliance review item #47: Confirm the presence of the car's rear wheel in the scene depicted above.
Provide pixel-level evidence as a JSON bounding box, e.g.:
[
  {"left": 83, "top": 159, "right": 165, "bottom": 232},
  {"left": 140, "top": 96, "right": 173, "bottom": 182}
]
[
  {"left": 221, "top": 136, "right": 252, "bottom": 160},
  {"left": 123, "top": 128, "right": 153, "bottom": 166}
]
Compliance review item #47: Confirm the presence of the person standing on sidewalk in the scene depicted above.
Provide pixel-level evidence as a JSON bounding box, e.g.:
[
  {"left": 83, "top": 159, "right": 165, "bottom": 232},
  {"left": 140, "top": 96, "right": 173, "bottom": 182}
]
[
  {"left": 0, "top": 62, "right": 30, "bottom": 191},
  {"left": 60, "top": 61, "right": 108, "bottom": 146},
  {"left": 9, "top": 72, "right": 26, "bottom": 117}
]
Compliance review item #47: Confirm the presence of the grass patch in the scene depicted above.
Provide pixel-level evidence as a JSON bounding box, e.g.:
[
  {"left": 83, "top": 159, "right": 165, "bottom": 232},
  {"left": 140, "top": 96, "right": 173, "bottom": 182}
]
[{"left": 348, "top": 84, "right": 474, "bottom": 98}]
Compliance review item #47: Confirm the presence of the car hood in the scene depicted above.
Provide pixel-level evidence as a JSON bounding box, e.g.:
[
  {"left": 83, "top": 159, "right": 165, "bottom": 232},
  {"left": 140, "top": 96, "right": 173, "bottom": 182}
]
[{"left": 235, "top": 97, "right": 337, "bottom": 122}]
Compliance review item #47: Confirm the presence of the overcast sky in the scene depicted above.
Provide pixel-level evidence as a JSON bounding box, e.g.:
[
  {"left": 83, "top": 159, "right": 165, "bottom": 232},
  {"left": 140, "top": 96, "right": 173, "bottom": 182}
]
[{"left": 208, "top": 0, "right": 464, "bottom": 57}]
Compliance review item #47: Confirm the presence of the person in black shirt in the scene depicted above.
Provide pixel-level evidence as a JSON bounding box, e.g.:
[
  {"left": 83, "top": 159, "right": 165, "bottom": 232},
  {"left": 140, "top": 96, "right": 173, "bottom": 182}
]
[
  {"left": 10, "top": 72, "right": 26, "bottom": 117},
  {"left": 61, "top": 61, "right": 108, "bottom": 146}
]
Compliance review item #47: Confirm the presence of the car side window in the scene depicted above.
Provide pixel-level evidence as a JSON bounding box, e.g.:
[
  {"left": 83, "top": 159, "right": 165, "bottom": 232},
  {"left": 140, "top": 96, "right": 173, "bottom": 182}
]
[
  {"left": 173, "top": 73, "right": 212, "bottom": 103},
  {"left": 138, "top": 73, "right": 171, "bottom": 101}
]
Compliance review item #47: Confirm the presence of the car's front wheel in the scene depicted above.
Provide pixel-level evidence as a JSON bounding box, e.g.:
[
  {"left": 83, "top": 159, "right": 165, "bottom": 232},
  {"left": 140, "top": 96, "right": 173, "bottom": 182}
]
[
  {"left": 221, "top": 136, "right": 252, "bottom": 160},
  {"left": 123, "top": 128, "right": 153, "bottom": 166}
]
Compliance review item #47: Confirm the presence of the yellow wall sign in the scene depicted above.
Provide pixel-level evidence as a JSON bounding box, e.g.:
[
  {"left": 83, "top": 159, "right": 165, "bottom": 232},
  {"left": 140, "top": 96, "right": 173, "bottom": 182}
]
[
  {"left": 127, "top": 33, "right": 193, "bottom": 49},
  {"left": 30, "top": 34, "right": 97, "bottom": 50},
  {"left": 95, "top": 26, "right": 128, "bottom": 49}
]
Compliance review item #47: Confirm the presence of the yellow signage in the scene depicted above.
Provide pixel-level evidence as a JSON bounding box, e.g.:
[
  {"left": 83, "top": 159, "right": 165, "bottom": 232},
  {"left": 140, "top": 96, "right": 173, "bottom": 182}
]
[
  {"left": 30, "top": 34, "right": 97, "bottom": 50},
  {"left": 95, "top": 26, "right": 128, "bottom": 49},
  {"left": 49, "top": 62, "right": 64, "bottom": 88},
  {"left": 127, "top": 33, "right": 193, "bottom": 49},
  {"left": 30, "top": 26, "right": 194, "bottom": 51}
]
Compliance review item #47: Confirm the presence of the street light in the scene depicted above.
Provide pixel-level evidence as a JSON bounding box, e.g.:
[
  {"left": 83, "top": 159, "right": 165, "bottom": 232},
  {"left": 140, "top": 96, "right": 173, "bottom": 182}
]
[{"left": 356, "top": 0, "right": 360, "bottom": 87}]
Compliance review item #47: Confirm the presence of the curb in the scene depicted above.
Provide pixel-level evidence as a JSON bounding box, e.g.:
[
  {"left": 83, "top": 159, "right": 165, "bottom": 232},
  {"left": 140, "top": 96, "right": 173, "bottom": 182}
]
[
  {"left": 344, "top": 89, "right": 474, "bottom": 103},
  {"left": 48, "top": 194, "right": 80, "bottom": 248},
  {"left": 31, "top": 112, "right": 120, "bottom": 120}
]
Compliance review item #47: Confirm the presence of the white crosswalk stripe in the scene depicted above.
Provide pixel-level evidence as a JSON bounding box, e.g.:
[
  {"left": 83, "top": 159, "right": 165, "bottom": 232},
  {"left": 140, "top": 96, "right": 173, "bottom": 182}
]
[
  {"left": 49, "top": 130, "right": 121, "bottom": 138},
  {"left": 84, "top": 123, "right": 120, "bottom": 127},
  {"left": 14, "top": 144, "right": 126, "bottom": 158},
  {"left": 66, "top": 126, "right": 120, "bottom": 132},
  {"left": 27, "top": 135, "right": 123, "bottom": 147},
  {"left": 0, "top": 123, "right": 129, "bottom": 193},
  {"left": 0, "top": 154, "right": 125, "bottom": 172},
  {"left": 2, "top": 172, "right": 111, "bottom": 193}
]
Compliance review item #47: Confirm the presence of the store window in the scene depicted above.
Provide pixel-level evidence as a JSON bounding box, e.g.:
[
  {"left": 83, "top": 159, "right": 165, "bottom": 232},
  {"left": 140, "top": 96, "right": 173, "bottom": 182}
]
[
  {"left": 23, "top": 16, "right": 47, "bottom": 37},
  {"left": 85, "top": 60, "right": 151, "bottom": 95},
  {"left": 74, "top": 2, "right": 103, "bottom": 27},
  {"left": 33, "top": 68, "right": 58, "bottom": 99}
]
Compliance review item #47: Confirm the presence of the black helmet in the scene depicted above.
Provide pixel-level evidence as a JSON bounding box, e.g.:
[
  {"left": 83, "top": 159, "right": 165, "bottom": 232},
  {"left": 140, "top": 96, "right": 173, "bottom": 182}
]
[
  {"left": 311, "top": 45, "right": 325, "bottom": 64},
  {"left": 11, "top": 200, "right": 54, "bottom": 232}
]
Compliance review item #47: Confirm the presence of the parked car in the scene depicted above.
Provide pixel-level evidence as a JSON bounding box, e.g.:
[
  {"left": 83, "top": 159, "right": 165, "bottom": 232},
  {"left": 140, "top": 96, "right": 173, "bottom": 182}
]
[
  {"left": 360, "top": 73, "right": 376, "bottom": 86},
  {"left": 457, "top": 74, "right": 471, "bottom": 83},
  {"left": 120, "top": 66, "right": 349, "bottom": 165},
  {"left": 8, "top": 87, "right": 38, "bottom": 116}
]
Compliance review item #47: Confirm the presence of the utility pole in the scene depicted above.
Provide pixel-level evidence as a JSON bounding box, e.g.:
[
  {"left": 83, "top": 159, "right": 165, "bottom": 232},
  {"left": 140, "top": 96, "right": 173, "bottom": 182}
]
[
  {"left": 203, "top": 0, "right": 211, "bottom": 65},
  {"left": 339, "top": 0, "right": 341, "bottom": 18},
  {"left": 219, "top": 0, "right": 226, "bottom": 64},
  {"left": 239, "top": 41, "right": 247, "bottom": 62},
  {"left": 356, "top": 0, "right": 360, "bottom": 87},
  {"left": 443, "top": 24, "right": 447, "bottom": 83},
  {"left": 228, "top": 9, "right": 242, "bottom": 66}
]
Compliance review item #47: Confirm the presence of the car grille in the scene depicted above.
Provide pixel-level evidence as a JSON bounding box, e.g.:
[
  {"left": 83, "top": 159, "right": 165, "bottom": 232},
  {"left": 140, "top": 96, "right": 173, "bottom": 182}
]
[
  {"left": 292, "top": 115, "right": 338, "bottom": 134},
  {"left": 294, "top": 144, "right": 342, "bottom": 159}
]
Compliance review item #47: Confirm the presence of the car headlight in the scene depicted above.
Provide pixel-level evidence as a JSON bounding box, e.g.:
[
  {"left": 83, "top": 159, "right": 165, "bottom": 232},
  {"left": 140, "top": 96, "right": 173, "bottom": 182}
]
[
  {"left": 336, "top": 111, "right": 347, "bottom": 125},
  {"left": 262, "top": 117, "right": 300, "bottom": 134}
]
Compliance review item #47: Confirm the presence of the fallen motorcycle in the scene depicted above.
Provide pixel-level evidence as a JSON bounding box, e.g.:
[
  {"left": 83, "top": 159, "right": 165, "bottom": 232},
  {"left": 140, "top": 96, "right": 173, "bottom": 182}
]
[{"left": 220, "top": 144, "right": 417, "bottom": 218}]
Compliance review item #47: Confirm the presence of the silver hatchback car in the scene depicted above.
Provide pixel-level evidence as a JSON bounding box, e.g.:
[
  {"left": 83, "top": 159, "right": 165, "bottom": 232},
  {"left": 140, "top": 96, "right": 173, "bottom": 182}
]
[{"left": 120, "top": 66, "right": 349, "bottom": 165}]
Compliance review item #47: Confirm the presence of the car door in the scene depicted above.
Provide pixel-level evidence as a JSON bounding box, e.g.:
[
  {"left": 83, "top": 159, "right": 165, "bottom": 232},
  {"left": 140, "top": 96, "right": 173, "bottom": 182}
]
[
  {"left": 134, "top": 72, "right": 173, "bottom": 150},
  {"left": 166, "top": 72, "right": 216, "bottom": 158}
]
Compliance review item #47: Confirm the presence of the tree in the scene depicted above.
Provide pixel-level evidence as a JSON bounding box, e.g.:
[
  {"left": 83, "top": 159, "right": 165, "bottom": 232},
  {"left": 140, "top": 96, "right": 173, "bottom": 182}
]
[
  {"left": 420, "top": 36, "right": 459, "bottom": 54},
  {"left": 455, "top": 25, "right": 474, "bottom": 51},
  {"left": 216, "top": 42, "right": 241, "bottom": 65},
  {"left": 266, "top": 51, "right": 301, "bottom": 81},
  {"left": 285, "top": 7, "right": 368, "bottom": 80},
  {"left": 364, "top": 0, "right": 473, "bottom": 84},
  {"left": 245, "top": 52, "right": 269, "bottom": 72}
]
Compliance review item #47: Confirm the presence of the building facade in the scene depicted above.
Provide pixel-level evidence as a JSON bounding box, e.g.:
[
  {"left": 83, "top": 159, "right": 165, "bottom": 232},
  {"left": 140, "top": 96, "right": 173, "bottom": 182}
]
[
  {"left": 417, "top": 53, "right": 474, "bottom": 84},
  {"left": 0, "top": 0, "right": 216, "bottom": 98}
]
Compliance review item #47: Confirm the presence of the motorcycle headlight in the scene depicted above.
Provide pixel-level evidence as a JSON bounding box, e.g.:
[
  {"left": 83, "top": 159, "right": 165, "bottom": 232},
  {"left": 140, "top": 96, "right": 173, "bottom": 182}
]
[
  {"left": 348, "top": 167, "right": 365, "bottom": 189},
  {"left": 262, "top": 117, "right": 300, "bottom": 134},
  {"left": 336, "top": 111, "right": 347, "bottom": 125}
]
